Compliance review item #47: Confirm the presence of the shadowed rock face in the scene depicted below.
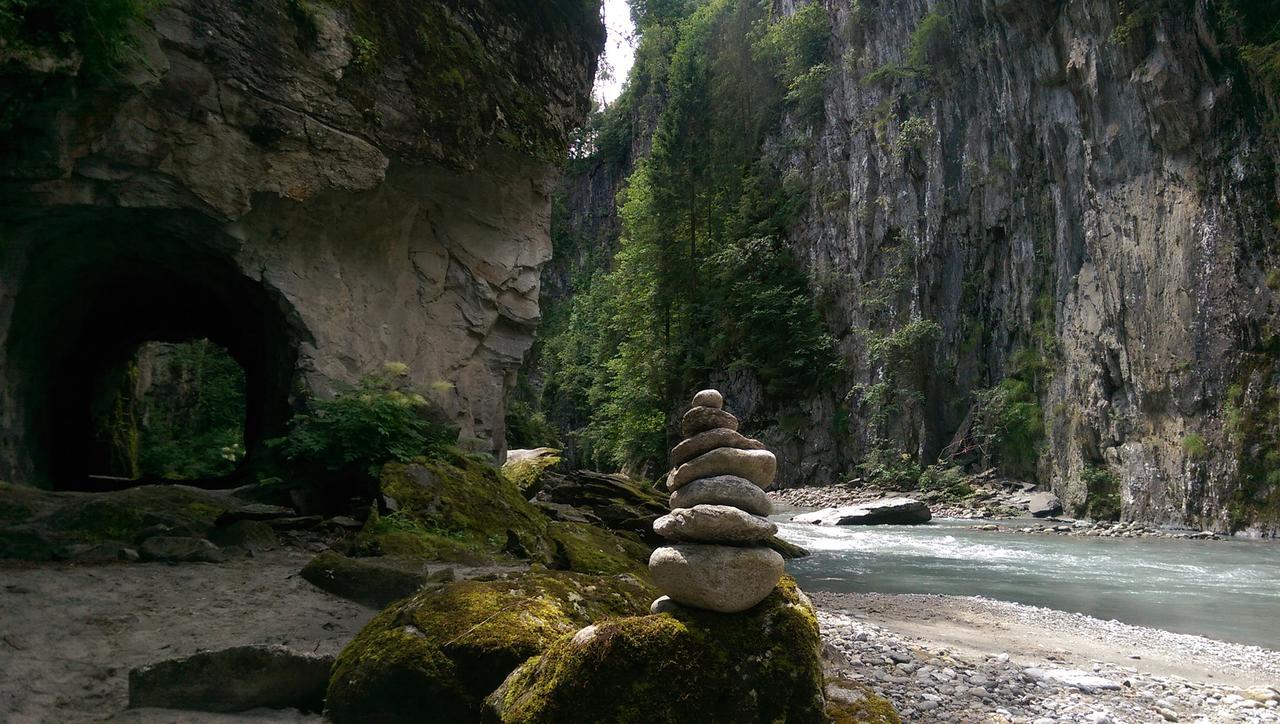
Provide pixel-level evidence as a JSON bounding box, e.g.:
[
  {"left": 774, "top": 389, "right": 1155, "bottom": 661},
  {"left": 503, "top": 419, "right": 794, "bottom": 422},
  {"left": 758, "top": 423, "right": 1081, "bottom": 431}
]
[{"left": 0, "top": 0, "right": 604, "bottom": 488}]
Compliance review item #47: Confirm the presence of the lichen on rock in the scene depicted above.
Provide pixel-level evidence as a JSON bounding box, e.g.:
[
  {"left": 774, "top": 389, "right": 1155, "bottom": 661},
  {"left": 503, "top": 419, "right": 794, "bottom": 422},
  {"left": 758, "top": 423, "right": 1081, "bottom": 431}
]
[
  {"left": 482, "top": 576, "right": 831, "bottom": 724},
  {"left": 325, "top": 569, "right": 653, "bottom": 722}
]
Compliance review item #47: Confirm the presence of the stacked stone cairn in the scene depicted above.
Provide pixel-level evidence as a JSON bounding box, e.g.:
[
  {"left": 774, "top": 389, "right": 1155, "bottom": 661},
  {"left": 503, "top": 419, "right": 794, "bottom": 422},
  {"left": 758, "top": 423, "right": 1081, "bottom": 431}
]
[{"left": 648, "top": 389, "right": 784, "bottom": 614}]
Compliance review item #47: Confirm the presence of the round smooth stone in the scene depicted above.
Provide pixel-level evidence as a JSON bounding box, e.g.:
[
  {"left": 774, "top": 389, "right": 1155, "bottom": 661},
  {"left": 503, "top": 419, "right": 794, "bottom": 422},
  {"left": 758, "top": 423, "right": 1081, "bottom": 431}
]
[
  {"left": 668, "top": 447, "right": 776, "bottom": 491},
  {"left": 671, "top": 428, "right": 765, "bottom": 467},
  {"left": 653, "top": 504, "right": 777, "bottom": 543},
  {"left": 691, "top": 389, "right": 724, "bottom": 409},
  {"left": 681, "top": 406, "right": 738, "bottom": 437},
  {"left": 648, "top": 544, "right": 785, "bottom": 613},
  {"left": 669, "top": 475, "right": 772, "bottom": 516},
  {"left": 650, "top": 595, "right": 680, "bottom": 614}
]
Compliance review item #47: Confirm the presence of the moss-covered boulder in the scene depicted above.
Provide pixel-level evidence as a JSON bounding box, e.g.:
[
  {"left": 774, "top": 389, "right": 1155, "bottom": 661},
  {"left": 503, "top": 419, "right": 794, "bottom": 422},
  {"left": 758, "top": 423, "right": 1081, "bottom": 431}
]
[
  {"left": 326, "top": 570, "right": 654, "bottom": 722},
  {"left": 823, "top": 678, "right": 901, "bottom": 723},
  {"left": 501, "top": 448, "right": 563, "bottom": 497},
  {"left": 0, "top": 483, "right": 238, "bottom": 560},
  {"left": 357, "top": 455, "right": 556, "bottom": 564},
  {"left": 482, "top": 577, "right": 828, "bottom": 723},
  {"left": 547, "top": 521, "right": 650, "bottom": 577},
  {"left": 532, "top": 469, "right": 670, "bottom": 544}
]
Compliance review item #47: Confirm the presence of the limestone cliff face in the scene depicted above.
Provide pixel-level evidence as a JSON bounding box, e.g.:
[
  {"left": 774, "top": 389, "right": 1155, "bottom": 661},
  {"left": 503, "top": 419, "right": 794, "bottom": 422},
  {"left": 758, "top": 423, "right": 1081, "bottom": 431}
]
[
  {"left": 548, "top": 1, "right": 1279, "bottom": 533},
  {"left": 0, "top": 0, "right": 603, "bottom": 487}
]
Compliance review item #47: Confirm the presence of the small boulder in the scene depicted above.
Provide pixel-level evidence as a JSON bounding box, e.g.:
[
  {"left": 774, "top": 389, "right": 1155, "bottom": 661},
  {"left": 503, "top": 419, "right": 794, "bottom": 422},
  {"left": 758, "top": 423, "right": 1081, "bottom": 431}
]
[
  {"left": 208, "top": 520, "right": 278, "bottom": 553},
  {"left": 1028, "top": 492, "right": 1063, "bottom": 518},
  {"left": 668, "top": 447, "right": 777, "bottom": 491},
  {"left": 669, "top": 474, "right": 772, "bottom": 516},
  {"left": 764, "top": 534, "right": 810, "bottom": 559},
  {"left": 653, "top": 505, "right": 777, "bottom": 543},
  {"left": 680, "top": 406, "right": 739, "bottom": 437},
  {"left": 300, "top": 551, "right": 439, "bottom": 608},
  {"left": 648, "top": 544, "right": 784, "bottom": 613},
  {"left": 670, "top": 427, "right": 767, "bottom": 467},
  {"left": 128, "top": 645, "right": 332, "bottom": 713},
  {"left": 139, "top": 536, "right": 225, "bottom": 563},
  {"left": 792, "top": 498, "right": 931, "bottom": 526}
]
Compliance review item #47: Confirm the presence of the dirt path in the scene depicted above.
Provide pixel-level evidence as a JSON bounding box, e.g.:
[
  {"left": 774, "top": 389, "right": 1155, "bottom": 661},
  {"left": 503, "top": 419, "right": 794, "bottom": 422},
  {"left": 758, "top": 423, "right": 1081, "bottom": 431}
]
[{"left": 0, "top": 551, "right": 373, "bottom": 722}]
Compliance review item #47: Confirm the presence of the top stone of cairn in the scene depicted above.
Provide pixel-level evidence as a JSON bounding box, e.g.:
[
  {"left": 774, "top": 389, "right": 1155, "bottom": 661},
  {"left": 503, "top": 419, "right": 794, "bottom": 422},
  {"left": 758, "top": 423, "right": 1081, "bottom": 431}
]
[{"left": 691, "top": 389, "right": 723, "bottom": 409}]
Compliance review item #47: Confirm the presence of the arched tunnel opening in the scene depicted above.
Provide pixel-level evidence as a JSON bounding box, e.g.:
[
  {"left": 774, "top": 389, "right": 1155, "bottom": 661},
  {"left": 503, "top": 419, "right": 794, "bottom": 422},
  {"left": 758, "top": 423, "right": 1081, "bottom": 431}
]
[{"left": 4, "top": 215, "right": 303, "bottom": 491}]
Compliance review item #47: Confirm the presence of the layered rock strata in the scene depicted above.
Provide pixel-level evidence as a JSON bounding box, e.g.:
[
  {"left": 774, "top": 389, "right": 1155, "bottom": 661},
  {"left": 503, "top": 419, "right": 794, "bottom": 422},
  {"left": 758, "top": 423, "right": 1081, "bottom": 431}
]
[{"left": 648, "top": 390, "right": 784, "bottom": 613}]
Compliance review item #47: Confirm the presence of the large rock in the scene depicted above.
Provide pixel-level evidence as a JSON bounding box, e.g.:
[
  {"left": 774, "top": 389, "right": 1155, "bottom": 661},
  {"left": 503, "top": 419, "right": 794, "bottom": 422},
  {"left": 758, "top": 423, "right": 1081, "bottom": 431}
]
[
  {"left": 546, "top": 521, "right": 652, "bottom": 576},
  {"left": 501, "top": 448, "right": 563, "bottom": 497},
  {"left": 128, "top": 645, "right": 332, "bottom": 713},
  {"left": 358, "top": 456, "right": 555, "bottom": 564},
  {"left": 792, "top": 498, "right": 932, "bottom": 526},
  {"left": 326, "top": 570, "right": 653, "bottom": 723},
  {"left": 669, "top": 474, "right": 773, "bottom": 516},
  {"left": 0, "top": 483, "right": 238, "bottom": 560},
  {"left": 668, "top": 448, "right": 777, "bottom": 491},
  {"left": 1028, "top": 492, "right": 1064, "bottom": 518},
  {"left": 482, "top": 577, "right": 828, "bottom": 723},
  {"left": 653, "top": 505, "right": 777, "bottom": 543},
  {"left": 299, "top": 551, "right": 446, "bottom": 609},
  {"left": 532, "top": 469, "right": 670, "bottom": 543},
  {"left": 680, "top": 406, "right": 739, "bottom": 437},
  {"left": 0, "top": 0, "right": 606, "bottom": 487},
  {"left": 648, "top": 544, "right": 784, "bottom": 613},
  {"left": 670, "top": 428, "right": 767, "bottom": 467}
]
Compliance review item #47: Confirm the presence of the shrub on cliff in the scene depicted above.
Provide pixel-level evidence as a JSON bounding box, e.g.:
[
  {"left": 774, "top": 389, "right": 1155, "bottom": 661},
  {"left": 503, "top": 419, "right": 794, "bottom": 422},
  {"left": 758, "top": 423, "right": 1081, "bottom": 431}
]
[{"left": 268, "top": 364, "right": 456, "bottom": 493}]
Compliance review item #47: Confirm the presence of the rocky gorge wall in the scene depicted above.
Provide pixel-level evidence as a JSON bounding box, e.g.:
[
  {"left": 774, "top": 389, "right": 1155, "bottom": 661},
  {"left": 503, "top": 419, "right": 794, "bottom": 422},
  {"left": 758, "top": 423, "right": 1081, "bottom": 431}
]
[
  {"left": 538, "top": 0, "right": 1280, "bottom": 533},
  {"left": 0, "top": 0, "right": 604, "bottom": 488}
]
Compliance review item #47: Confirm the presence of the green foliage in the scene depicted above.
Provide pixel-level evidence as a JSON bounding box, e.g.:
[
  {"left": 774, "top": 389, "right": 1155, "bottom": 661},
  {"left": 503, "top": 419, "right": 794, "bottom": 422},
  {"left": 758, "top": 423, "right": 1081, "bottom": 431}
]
[
  {"left": 349, "top": 33, "right": 378, "bottom": 72},
  {"left": 863, "top": 9, "right": 950, "bottom": 85},
  {"left": 0, "top": 0, "right": 158, "bottom": 76},
  {"left": 1182, "top": 432, "right": 1209, "bottom": 460},
  {"left": 752, "top": 1, "right": 832, "bottom": 121},
  {"left": 894, "top": 114, "right": 932, "bottom": 159},
  {"left": 270, "top": 363, "right": 457, "bottom": 481},
  {"left": 1080, "top": 465, "right": 1121, "bottom": 521},
  {"left": 969, "top": 377, "right": 1044, "bottom": 480},
  {"left": 531, "top": 0, "right": 840, "bottom": 471},
  {"left": 918, "top": 464, "right": 972, "bottom": 499},
  {"left": 505, "top": 400, "right": 561, "bottom": 449},
  {"left": 856, "top": 447, "right": 923, "bottom": 490}
]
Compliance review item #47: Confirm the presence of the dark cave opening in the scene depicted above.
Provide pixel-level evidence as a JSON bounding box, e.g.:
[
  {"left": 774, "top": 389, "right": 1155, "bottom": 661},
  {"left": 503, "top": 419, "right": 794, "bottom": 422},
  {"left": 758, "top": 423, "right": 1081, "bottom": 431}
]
[{"left": 4, "top": 215, "right": 302, "bottom": 491}]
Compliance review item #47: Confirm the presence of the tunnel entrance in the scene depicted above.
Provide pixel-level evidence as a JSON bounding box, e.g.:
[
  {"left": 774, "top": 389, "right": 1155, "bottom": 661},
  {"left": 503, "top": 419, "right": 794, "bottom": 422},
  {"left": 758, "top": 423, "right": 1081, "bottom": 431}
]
[
  {"left": 88, "top": 339, "right": 248, "bottom": 485},
  {"left": 2, "top": 214, "right": 304, "bottom": 491}
]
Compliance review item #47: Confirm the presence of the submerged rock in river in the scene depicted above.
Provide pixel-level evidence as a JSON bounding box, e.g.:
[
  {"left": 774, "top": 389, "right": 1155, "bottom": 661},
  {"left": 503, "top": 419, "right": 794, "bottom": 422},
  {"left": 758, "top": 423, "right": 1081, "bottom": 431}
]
[{"left": 793, "top": 497, "right": 932, "bottom": 526}]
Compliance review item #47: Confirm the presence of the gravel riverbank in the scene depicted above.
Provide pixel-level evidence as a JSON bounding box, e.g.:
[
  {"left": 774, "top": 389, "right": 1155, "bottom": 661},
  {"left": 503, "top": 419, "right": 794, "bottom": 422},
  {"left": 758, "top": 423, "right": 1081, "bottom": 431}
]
[{"left": 816, "top": 591, "right": 1280, "bottom": 723}]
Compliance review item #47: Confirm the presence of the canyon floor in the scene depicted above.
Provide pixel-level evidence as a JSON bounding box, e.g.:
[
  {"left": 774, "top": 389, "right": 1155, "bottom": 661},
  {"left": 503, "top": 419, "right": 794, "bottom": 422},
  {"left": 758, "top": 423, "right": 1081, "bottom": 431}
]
[{"left": 3, "top": 550, "right": 1278, "bottom": 722}]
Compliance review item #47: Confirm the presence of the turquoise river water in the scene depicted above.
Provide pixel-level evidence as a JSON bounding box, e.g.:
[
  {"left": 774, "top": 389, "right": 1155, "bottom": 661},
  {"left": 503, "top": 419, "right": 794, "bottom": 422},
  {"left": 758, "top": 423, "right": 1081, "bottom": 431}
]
[{"left": 773, "top": 514, "right": 1280, "bottom": 650}]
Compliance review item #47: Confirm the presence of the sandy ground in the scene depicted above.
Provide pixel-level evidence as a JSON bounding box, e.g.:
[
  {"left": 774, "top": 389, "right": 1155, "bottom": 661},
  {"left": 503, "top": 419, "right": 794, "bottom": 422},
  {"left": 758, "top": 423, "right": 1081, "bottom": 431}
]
[{"left": 0, "top": 551, "right": 373, "bottom": 723}]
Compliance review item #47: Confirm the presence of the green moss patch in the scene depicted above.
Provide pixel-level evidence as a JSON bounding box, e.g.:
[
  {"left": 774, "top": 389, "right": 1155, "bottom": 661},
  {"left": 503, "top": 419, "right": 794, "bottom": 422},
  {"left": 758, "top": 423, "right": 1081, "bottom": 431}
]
[
  {"left": 547, "top": 521, "right": 650, "bottom": 577},
  {"left": 356, "top": 455, "right": 555, "bottom": 564},
  {"left": 0, "top": 483, "right": 237, "bottom": 560},
  {"left": 484, "top": 577, "right": 828, "bottom": 723},
  {"left": 824, "top": 678, "right": 901, "bottom": 723},
  {"left": 326, "top": 569, "right": 653, "bottom": 723}
]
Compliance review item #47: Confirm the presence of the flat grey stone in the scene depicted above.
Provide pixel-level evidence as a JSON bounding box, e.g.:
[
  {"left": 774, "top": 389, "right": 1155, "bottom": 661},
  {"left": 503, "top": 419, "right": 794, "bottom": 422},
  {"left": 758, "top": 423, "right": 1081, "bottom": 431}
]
[
  {"left": 680, "top": 406, "right": 738, "bottom": 437},
  {"left": 792, "top": 497, "right": 931, "bottom": 526},
  {"left": 653, "top": 504, "right": 776, "bottom": 543},
  {"left": 670, "top": 428, "right": 766, "bottom": 467},
  {"left": 668, "top": 447, "right": 776, "bottom": 491},
  {"left": 128, "top": 644, "right": 332, "bottom": 713},
  {"left": 669, "top": 475, "right": 772, "bottom": 516}
]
